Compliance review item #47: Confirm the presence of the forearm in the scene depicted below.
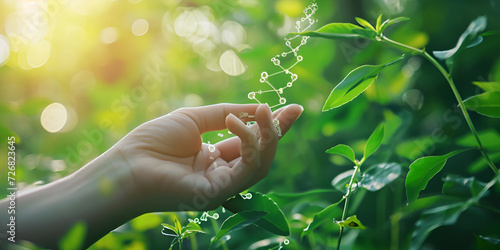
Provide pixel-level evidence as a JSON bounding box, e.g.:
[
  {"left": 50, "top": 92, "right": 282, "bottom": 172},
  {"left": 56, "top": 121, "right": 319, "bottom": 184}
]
[{"left": 0, "top": 150, "right": 139, "bottom": 249}]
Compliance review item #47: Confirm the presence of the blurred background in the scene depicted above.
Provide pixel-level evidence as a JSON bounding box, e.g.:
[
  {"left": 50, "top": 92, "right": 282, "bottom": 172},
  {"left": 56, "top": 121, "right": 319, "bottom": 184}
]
[{"left": 1, "top": 0, "right": 500, "bottom": 249}]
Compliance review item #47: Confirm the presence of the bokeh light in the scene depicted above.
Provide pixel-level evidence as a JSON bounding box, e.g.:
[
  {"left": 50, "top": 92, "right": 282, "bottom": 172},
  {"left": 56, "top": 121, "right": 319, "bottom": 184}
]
[
  {"left": 101, "top": 27, "right": 119, "bottom": 44},
  {"left": 26, "top": 39, "right": 51, "bottom": 68},
  {"left": 132, "top": 19, "right": 149, "bottom": 36},
  {"left": 219, "top": 50, "right": 246, "bottom": 76},
  {"left": 40, "top": 103, "right": 68, "bottom": 133},
  {"left": 0, "top": 35, "right": 10, "bottom": 66}
]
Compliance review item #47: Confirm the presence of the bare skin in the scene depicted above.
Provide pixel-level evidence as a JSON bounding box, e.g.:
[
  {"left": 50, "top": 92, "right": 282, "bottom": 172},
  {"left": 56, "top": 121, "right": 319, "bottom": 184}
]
[{"left": 0, "top": 103, "right": 303, "bottom": 249}]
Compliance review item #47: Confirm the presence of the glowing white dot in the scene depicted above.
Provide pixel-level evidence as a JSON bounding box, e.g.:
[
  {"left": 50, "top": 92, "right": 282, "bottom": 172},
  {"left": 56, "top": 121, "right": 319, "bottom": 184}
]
[
  {"left": 27, "top": 40, "right": 51, "bottom": 68},
  {"left": 41, "top": 103, "right": 68, "bottom": 133},
  {"left": 208, "top": 144, "right": 216, "bottom": 152},
  {"left": 219, "top": 50, "right": 246, "bottom": 76},
  {"left": 132, "top": 19, "right": 149, "bottom": 36},
  {"left": 101, "top": 27, "right": 118, "bottom": 44},
  {"left": 0, "top": 35, "right": 10, "bottom": 67}
]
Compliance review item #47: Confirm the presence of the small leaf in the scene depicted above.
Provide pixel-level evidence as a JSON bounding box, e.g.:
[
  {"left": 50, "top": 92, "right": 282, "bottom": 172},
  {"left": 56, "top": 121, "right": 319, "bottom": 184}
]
[
  {"left": 301, "top": 198, "right": 345, "bottom": 238},
  {"left": 463, "top": 92, "right": 500, "bottom": 118},
  {"left": 326, "top": 144, "right": 356, "bottom": 163},
  {"left": 211, "top": 211, "right": 267, "bottom": 245},
  {"left": 181, "top": 222, "right": 204, "bottom": 239},
  {"left": 375, "top": 14, "right": 383, "bottom": 33},
  {"left": 59, "top": 222, "right": 87, "bottom": 250},
  {"left": 355, "top": 17, "right": 376, "bottom": 32},
  {"left": 363, "top": 124, "right": 385, "bottom": 160},
  {"left": 336, "top": 215, "right": 366, "bottom": 229},
  {"left": 359, "top": 163, "right": 402, "bottom": 191},
  {"left": 331, "top": 169, "right": 362, "bottom": 194},
  {"left": 433, "top": 16, "right": 487, "bottom": 61},
  {"left": 174, "top": 218, "right": 182, "bottom": 234},
  {"left": 405, "top": 149, "right": 469, "bottom": 202},
  {"left": 296, "top": 23, "right": 376, "bottom": 40},
  {"left": 472, "top": 81, "right": 500, "bottom": 92},
  {"left": 323, "top": 56, "right": 405, "bottom": 111},
  {"left": 411, "top": 202, "right": 468, "bottom": 250},
  {"left": 161, "top": 223, "right": 179, "bottom": 237},
  {"left": 379, "top": 17, "right": 410, "bottom": 34},
  {"left": 223, "top": 192, "right": 290, "bottom": 236}
]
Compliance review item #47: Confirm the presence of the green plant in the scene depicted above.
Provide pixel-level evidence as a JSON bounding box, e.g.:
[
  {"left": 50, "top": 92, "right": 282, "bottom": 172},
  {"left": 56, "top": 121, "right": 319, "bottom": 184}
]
[
  {"left": 295, "top": 14, "right": 500, "bottom": 249},
  {"left": 161, "top": 219, "right": 204, "bottom": 250},
  {"left": 301, "top": 124, "right": 403, "bottom": 249}
]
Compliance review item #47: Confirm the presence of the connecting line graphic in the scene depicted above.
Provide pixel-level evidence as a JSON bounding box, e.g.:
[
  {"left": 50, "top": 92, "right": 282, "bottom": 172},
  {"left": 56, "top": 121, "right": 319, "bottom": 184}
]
[{"left": 248, "top": 1, "right": 318, "bottom": 109}]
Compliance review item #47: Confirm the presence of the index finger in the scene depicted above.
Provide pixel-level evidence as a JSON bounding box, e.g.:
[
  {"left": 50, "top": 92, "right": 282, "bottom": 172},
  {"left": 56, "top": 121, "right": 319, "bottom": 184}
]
[{"left": 174, "top": 103, "right": 260, "bottom": 134}]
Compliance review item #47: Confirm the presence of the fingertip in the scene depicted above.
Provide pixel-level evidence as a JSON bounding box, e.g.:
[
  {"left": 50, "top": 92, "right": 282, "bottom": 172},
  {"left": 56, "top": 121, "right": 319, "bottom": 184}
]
[{"left": 226, "top": 113, "right": 242, "bottom": 132}]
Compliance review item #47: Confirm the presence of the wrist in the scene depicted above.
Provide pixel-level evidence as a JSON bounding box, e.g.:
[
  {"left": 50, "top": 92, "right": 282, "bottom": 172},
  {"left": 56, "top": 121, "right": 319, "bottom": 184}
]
[{"left": 83, "top": 148, "right": 143, "bottom": 217}]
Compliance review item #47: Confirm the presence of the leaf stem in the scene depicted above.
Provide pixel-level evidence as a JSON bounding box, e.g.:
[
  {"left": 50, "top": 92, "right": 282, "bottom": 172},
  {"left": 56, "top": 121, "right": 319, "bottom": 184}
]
[
  {"left": 379, "top": 35, "right": 498, "bottom": 174},
  {"left": 337, "top": 160, "right": 363, "bottom": 250}
]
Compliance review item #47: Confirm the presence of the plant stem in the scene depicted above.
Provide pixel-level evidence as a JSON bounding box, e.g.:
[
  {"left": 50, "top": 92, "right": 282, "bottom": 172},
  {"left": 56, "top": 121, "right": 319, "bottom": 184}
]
[
  {"left": 337, "top": 160, "right": 363, "bottom": 250},
  {"left": 379, "top": 35, "right": 498, "bottom": 174}
]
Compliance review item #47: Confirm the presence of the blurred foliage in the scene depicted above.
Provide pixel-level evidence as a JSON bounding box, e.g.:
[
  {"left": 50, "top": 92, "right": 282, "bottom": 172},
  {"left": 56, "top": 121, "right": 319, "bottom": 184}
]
[{"left": 1, "top": 0, "right": 500, "bottom": 249}]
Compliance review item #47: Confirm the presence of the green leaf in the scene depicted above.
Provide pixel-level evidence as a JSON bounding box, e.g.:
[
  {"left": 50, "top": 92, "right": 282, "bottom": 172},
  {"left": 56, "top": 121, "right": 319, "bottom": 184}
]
[
  {"left": 473, "top": 81, "right": 500, "bottom": 92},
  {"left": 174, "top": 218, "right": 182, "bottom": 234},
  {"left": 331, "top": 169, "right": 362, "bottom": 194},
  {"left": 355, "top": 17, "right": 376, "bottom": 32},
  {"left": 442, "top": 175, "right": 488, "bottom": 199},
  {"left": 359, "top": 163, "right": 402, "bottom": 191},
  {"left": 379, "top": 17, "right": 410, "bottom": 34},
  {"left": 411, "top": 202, "right": 468, "bottom": 250},
  {"left": 266, "top": 189, "right": 338, "bottom": 206},
  {"left": 457, "top": 129, "right": 500, "bottom": 151},
  {"left": 130, "top": 213, "right": 163, "bottom": 232},
  {"left": 211, "top": 211, "right": 267, "bottom": 245},
  {"left": 181, "top": 222, "right": 204, "bottom": 239},
  {"left": 468, "top": 151, "right": 500, "bottom": 173},
  {"left": 433, "top": 16, "right": 487, "bottom": 64},
  {"left": 301, "top": 198, "right": 345, "bottom": 238},
  {"left": 59, "top": 222, "right": 86, "bottom": 250},
  {"left": 296, "top": 23, "right": 376, "bottom": 40},
  {"left": 405, "top": 149, "right": 469, "bottom": 202},
  {"left": 326, "top": 144, "right": 356, "bottom": 163},
  {"left": 463, "top": 92, "right": 500, "bottom": 118},
  {"left": 323, "top": 56, "right": 405, "bottom": 111},
  {"left": 161, "top": 223, "right": 179, "bottom": 237},
  {"left": 481, "top": 30, "right": 500, "bottom": 37},
  {"left": 223, "top": 192, "right": 290, "bottom": 236},
  {"left": 375, "top": 14, "right": 383, "bottom": 33},
  {"left": 336, "top": 215, "right": 366, "bottom": 229},
  {"left": 363, "top": 124, "right": 385, "bottom": 160}
]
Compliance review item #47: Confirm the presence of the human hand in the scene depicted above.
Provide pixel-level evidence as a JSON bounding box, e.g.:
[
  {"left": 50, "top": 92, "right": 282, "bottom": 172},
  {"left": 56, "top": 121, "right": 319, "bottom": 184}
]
[{"left": 110, "top": 103, "right": 303, "bottom": 213}]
